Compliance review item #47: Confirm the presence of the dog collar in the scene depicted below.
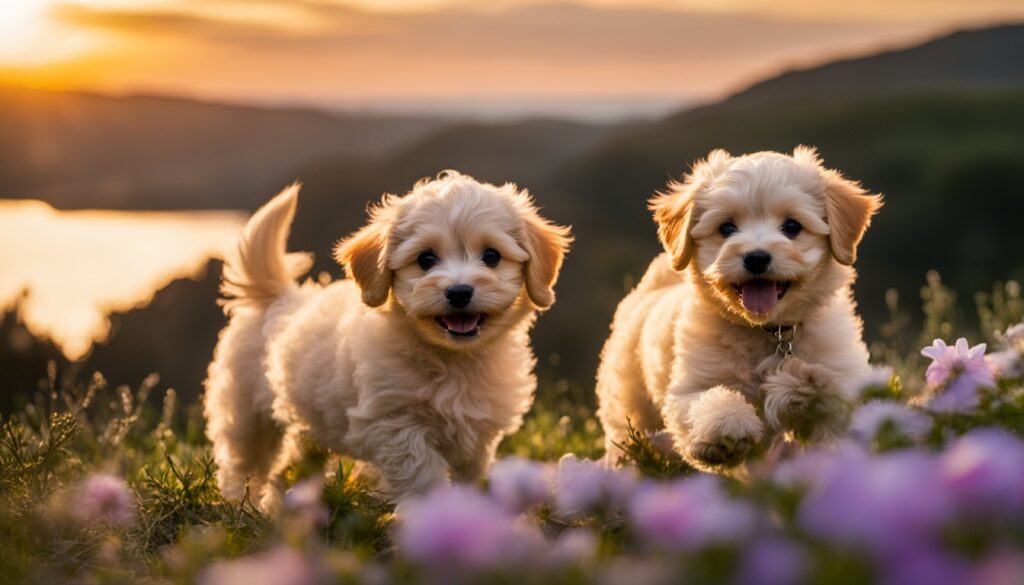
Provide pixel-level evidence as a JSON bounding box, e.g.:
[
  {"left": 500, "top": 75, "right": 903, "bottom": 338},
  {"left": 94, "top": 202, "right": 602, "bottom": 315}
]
[{"left": 761, "top": 323, "right": 797, "bottom": 359}]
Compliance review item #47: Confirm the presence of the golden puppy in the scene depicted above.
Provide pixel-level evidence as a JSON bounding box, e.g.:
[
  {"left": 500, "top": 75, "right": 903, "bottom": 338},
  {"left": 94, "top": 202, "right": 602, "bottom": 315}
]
[
  {"left": 596, "top": 147, "right": 881, "bottom": 471},
  {"left": 204, "top": 172, "right": 571, "bottom": 510}
]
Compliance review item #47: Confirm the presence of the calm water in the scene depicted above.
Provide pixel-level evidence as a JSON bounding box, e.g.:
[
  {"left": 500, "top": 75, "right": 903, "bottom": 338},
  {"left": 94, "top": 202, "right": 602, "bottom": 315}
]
[{"left": 0, "top": 200, "right": 246, "bottom": 360}]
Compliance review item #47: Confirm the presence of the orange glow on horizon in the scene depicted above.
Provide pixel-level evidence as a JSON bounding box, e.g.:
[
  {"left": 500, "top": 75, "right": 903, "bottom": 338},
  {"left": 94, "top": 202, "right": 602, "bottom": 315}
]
[{"left": 1, "top": 1, "right": 1022, "bottom": 104}]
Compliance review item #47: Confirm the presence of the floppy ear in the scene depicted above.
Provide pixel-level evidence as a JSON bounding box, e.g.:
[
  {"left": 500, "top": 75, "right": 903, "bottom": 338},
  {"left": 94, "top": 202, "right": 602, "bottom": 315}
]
[
  {"left": 649, "top": 181, "right": 698, "bottom": 271},
  {"left": 649, "top": 150, "right": 729, "bottom": 271},
  {"left": 334, "top": 198, "right": 395, "bottom": 307},
  {"left": 521, "top": 210, "right": 573, "bottom": 309},
  {"left": 822, "top": 170, "right": 883, "bottom": 266}
]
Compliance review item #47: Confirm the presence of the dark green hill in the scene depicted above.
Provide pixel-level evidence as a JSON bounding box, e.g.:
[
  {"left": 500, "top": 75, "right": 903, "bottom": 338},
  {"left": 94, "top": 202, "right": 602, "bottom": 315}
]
[
  {"left": 725, "top": 23, "right": 1024, "bottom": 105},
  {"left": 0, "top": 86, "right": 447, "bottom": 209}
]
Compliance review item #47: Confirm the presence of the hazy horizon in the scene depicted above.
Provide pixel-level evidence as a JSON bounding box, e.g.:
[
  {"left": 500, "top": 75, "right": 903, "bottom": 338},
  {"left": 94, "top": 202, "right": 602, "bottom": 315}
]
[{"left": 3, "top": 1, "right": 1024, "bottom": 121}]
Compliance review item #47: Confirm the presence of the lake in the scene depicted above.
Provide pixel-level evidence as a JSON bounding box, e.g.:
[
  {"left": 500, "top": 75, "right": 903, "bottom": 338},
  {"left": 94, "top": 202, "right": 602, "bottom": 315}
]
[{"left": 0, "top": 200, "right": 246, "bottom": 360}]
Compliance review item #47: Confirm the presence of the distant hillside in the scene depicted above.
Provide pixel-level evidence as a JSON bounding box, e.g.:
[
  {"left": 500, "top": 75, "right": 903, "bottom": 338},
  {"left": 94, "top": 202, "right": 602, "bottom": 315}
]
[
  {"left": 0, "top": 86, "right": 447, "bottom": 209},
  {"left": 725, "top": 23, "right": 1024, "bottom": 105}
]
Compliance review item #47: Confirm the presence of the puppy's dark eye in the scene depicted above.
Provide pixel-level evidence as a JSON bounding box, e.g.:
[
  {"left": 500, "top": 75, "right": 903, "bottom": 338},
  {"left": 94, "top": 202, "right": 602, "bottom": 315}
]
[
  {"left": 482, "top": 248, "right": 501, "bottom": 267},
  {"left": 719, "top": 222, "right": 739, "bottom": 238},
  {"left": 416, "top": 251, "right": 438, "bottom": 271},
  {"left": 782, "top": 219, "right": 803, "bottom": 238}
]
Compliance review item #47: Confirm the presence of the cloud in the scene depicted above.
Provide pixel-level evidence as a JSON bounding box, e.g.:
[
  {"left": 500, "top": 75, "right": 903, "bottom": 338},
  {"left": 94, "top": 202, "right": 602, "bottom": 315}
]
[{"left": 37, "top": 1, "right": 952, "bottom": 103}]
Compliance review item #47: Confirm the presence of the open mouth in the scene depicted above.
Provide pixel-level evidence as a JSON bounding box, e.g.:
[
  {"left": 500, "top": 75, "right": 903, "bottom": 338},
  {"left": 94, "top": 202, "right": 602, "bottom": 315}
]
[
  {"left": 436, "top": 313, "right": 485, "bottom": 338},
  {"left": 732, "top": 280, "right": 791, "bottom": 315}
]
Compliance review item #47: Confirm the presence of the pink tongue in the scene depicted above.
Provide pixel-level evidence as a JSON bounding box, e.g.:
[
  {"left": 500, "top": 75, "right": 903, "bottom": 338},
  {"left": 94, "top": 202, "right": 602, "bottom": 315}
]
[
  {"left": 741, "top": 281, "right": 778, "bottom": 315},
  {"left": 444, "top": 314, "right": 481, "bottom": 333}
]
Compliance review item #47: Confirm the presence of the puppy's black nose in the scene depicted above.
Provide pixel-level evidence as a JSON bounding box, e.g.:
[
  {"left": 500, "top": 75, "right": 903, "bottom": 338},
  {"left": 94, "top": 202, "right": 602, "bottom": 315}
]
[
  {"left": 445, "top": 284, "right": 474, "bottom": 309},
  {"left": 743, "top": 250, "right": 772, "bottom": 275}
]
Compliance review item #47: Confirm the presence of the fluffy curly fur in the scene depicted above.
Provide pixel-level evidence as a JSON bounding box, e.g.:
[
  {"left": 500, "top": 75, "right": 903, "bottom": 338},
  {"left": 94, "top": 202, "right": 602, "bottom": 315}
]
[
  {"left": 596, "top": 147, "right": 881, "bottom": 471},
  {"left": 204, "top": 172, "right": 571, "bottom": 510}
]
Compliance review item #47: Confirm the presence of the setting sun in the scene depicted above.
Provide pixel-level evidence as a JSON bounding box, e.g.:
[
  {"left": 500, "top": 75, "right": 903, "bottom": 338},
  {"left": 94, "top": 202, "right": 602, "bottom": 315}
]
[{"left": 0, "top": 1, "right": 49, "bottom": 58}]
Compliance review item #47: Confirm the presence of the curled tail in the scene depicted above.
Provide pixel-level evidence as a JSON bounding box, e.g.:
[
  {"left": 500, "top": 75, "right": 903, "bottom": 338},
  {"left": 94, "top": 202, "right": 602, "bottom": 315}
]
[{"left": 220, "top": 183, "right": 313, "bottom": 314}]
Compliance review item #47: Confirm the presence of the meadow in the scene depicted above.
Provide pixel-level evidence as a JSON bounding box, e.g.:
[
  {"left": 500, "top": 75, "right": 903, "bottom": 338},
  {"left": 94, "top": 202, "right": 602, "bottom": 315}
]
[{"left": 2, "top": 274, "right": 1023, "bottom": 585}]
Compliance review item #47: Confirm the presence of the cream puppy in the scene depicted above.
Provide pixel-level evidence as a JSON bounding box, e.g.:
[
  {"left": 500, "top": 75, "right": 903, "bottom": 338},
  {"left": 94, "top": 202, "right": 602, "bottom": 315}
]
[
  {"left": 596, "top": 147, "right": 881, "bottom": 471},
  {"left": 204, "top": 172, "right": 571, "bottom": 510}
]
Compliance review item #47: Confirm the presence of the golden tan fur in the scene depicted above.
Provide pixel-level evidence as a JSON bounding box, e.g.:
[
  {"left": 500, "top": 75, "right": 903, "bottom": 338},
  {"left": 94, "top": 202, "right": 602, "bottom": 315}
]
[
  {"left": 204, "top": 172, "right": 571, "bottom": 510},
  {"left": 596, "top": 147, "right": 881, "bottom": 471}
]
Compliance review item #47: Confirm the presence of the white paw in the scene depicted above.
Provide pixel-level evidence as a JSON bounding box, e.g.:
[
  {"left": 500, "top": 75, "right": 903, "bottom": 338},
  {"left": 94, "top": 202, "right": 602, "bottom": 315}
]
[{"left": 682, "top": 386, "right": 764, "bottom": 470}]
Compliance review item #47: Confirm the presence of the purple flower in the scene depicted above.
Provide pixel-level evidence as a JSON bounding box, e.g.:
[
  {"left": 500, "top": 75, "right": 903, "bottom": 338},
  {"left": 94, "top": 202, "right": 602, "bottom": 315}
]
[
  {"left": 849, "top": 400, "right": 932, "bottom": 444},
  {"left": 798, "top": 447, "right": 952, "bottom": 555},
  {"left": 921, "top": 338, "right": 995, "bottom": 413},
  {"left": 488, "top": 457, "right": 552, "bottom": 514},
  {"left": 971, "top": 550, "right": 1024, "bottom": 585},
  {"left": 735, "top": 537, "right": 808, "bottom": 585},
  {"left": 198, "top": 546, "right": 320, "bottom": 585},
  {"left": 553, "top": 455, "right": 636, "bottom": 518},
  {"left": 396, "top": 485, "right": 542, "bottom": 572},
  {"left": 880, "top": 544, "right": 972, "bottom": 585},
  {"left": 283, "top": 477, "right": 329, "bottom": 528},
  {"left": 629, "top": 476, "right": 757, "bottom": 552},
  {"left": 545, "top": 529, "right": 597, "bottom": 567},
  {"left": 772, "top": 441, "right": 859, "bottom": 490},
  {"left": 76, "top": 473, "right": 136, "bottom": 526},
  {"left": 940, "top": 428, "right": 1024, "bottom": 515}
]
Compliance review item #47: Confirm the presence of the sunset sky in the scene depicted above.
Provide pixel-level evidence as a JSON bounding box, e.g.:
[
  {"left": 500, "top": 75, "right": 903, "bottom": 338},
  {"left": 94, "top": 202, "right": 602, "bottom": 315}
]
[{"left": 2, "top": 0, "right": 1023, "bottom": 113}]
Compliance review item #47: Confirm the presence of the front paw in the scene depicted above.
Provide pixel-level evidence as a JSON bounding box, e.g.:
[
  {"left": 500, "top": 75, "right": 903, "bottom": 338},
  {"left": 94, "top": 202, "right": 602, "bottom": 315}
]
[
  {"left": 681, "top": 386, "right": 764, "bottom": 471},
  {"left": 687, "top": 435, "right": 755, "bottom": 469},
  {"left": 763, "top": 358, "right": 850, "bottom": 442}
]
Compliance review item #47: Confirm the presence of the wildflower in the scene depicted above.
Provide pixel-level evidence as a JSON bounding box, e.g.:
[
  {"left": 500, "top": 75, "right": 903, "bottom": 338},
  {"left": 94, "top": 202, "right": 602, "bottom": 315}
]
[
  {"left": 198, "top": 546, "right": 321, "bottom": 585},
  {"left": 940, "top": 428, "right": 1024, "bottom": 514},
  {"left": 553, "top": 455, "right": 636, "bottom": 518},
  {"left": 798, "top": 447, "right": 951, "bottom": 554},
  {"left": 772, "top": 441, "right": 858, "bottom": 489},
  {"left": 847, "top": 365, "right": 896, "bottom": 400},
  {"left": 1003, "top": 322, "right": 1024, "bottom": 346},
  {"left": 920, "top": 338, "right": 994, "bottom": 412},
  {"left": 76, "top": 473, "right": 136, "bottom": 526},
  {"left": 735, "top": 537, "right": 808, "bottom": 585},
  {"left": 283, "top": 477, "right": 329, "bottom": 528},
  {"left": 971, "top": 550, "right": 1024, "bottom": 585},
  {"left": 488, "top": 456, "right": 552, "bottom": 514},
  {"left": 546, "top": 529, "right": 598, "bottom": 567},
  {"left": 396, "top": 485, "right": 542, "bottom": 572},
  {"left": 880, "top": 544, "right": 972, "bottom": 585},
  {"left": 987, "top": 323, "right": 1024, "bottom": 380},
  {"left": 629, "top": 476, "right": 757, "bottom": 552},
  {"left": 849, "top": 400, "right": 932, "bottom": 445}
]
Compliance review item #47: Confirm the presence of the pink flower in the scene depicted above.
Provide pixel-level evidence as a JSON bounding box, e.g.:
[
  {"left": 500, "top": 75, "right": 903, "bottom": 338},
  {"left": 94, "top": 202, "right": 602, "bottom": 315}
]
[
  {"left": 553, "top": 455, "right": 636, "bottom": 518},
  {"left": 545, "top": 529, "right": 598, "bottom": 567},
  {"left": 736, "top": 537, "right": 808, "bottom": 585},
  {"left": 921, "top": 338, "right": 995, "bottom": 413},
  {"left": 488, "top": 457, "right": 552, "bottom": 514},
  {"left": 940, "top": 428, "right": 1024, "bottom": 515},
  {"left": 628, "top": 476, "right": 757, "bottom": 552},
  {"left": 396, "top": 485, "right": 542, "bottom": 572},
  {"left": 198, "top": 546, "right": 320, "bottom": 585},
  {"left": 76, "top": 473, "right": 136, "bottom": 526},
  {"left": 849, "top": 400, "right": 932, "bottom": 444},
  {"left": 798, "top": 447, "right": 952, "bottom": 555},
  {"left": 971, "top": 550, "right": 1024, "bottom": 585}
]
